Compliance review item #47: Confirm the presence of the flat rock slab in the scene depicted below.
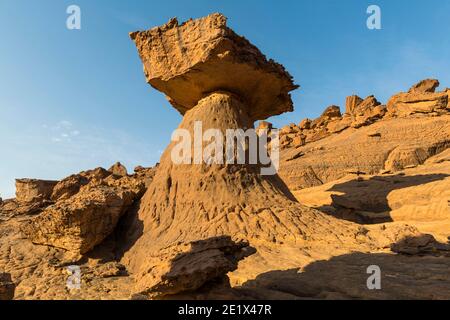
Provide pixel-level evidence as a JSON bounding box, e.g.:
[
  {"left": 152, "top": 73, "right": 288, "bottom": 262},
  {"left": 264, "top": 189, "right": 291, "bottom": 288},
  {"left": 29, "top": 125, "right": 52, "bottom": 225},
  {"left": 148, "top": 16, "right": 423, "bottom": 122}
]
[{"left": 130, "top": 13, "right": 298, "bottom": 121}]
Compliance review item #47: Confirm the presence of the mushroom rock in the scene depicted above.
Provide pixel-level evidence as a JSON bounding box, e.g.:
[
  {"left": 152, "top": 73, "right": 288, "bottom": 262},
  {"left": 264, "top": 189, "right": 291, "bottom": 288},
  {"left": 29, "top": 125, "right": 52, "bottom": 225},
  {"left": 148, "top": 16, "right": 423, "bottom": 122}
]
[
  {"left": 129, "top": 13, "right": 298, "bottom": 121},
  {"left": 123, "top": 14, "right": 393, "bottom": 295}
]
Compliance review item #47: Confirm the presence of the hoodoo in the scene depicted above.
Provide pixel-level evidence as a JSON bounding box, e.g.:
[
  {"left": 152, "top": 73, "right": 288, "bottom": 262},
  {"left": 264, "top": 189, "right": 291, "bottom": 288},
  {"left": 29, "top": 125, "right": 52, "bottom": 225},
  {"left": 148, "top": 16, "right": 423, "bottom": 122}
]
[{"left": 121, "top": 13, "right": 407, "bottom": 296}]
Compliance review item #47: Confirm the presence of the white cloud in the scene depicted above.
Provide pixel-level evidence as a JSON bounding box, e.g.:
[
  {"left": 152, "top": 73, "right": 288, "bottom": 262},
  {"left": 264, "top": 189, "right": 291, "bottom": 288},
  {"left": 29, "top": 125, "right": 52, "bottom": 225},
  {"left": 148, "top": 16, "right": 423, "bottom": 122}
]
[{"left": 44, "top": 120, "right": 81, "bottom": 143}]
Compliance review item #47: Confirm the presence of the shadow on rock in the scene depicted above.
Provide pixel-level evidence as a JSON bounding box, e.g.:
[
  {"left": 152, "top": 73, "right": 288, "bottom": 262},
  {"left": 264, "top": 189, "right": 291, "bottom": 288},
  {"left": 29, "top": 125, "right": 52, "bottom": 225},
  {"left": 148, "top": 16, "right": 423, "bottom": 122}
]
[
  {"left": 240, "top": 235, "right": 450, "bottom": 300},
  {"left": 325, "top": 174, "right": 448, "bottom": 224},
  {"left": 0, "top": 273, "right": 15, "bottom": 300}
]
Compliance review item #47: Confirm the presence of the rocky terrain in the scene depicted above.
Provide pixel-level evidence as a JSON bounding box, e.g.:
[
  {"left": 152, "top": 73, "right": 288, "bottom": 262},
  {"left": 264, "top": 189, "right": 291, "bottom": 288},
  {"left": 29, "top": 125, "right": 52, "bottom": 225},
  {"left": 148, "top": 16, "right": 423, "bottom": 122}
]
[{"left": 1, "top": 14, "right": 449, "bottom": 300}]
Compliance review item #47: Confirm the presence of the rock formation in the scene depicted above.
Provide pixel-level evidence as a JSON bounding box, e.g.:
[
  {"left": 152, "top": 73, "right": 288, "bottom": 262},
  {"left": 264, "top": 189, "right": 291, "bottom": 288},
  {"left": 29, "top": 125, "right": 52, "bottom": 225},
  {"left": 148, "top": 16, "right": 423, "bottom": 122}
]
[
  {"left": 409, "top": 78, "right": 440, "bottom": 94},
  {"left": 20, "top": 164, "right": 154, "bottom": 254},
  {"left": 387, "top": 78, "right": 449, "bottom": 116},
  {"left": 294, "top": 150, "right": 450, "bottom": 238},
  {"left": 279, "top": 79, "right": 450, "bottom": 190},
  {"left": 122, "top": 13, "right": 421, "bottom": 297}
]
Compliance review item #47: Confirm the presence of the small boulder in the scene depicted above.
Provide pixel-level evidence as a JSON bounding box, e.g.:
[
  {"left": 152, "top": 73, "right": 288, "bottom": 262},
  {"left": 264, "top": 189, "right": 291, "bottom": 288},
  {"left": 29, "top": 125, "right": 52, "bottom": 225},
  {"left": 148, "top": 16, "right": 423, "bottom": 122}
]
[
  {"left": 108, "top": 162, "right": 128, "bottom": 177},
  {"left": 298, "top": 118, "right": 312, "bottom": 130},
  {"left": 384, "top": 146, "right": 429, "bottom": 172},
  {"left": 321, "top": 105, "right": 342, "bottom": 119},
  {"left": 133, "top": 236, "right": 254, "bottom": 299},
  {"left": 256, "top": 121, "right": 273, "bottom": 132},
  {"left": 408, "top": 79, "right": 440, "bottom": 93},
  {"left": 391, "top": 234, "right": 450, "bottom": 255}
]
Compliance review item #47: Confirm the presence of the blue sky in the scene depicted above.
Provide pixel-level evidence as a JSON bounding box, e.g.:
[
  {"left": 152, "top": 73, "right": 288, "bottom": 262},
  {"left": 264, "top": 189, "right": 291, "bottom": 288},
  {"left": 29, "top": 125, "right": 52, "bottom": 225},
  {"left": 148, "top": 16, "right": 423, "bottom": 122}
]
[{"left": 1, "top": 0, "right": 449, "bottom": 198}]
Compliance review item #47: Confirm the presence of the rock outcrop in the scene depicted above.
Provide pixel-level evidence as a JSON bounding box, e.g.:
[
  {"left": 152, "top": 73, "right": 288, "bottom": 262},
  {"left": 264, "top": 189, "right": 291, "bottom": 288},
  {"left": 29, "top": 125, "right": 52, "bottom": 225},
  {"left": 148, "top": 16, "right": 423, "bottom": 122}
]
[
  {"left": 22, "top": 184, "right": 132, "bottom": 254},
  {"left": 409, "top": 79, "right": 440, "bottom": 94},
  {"left": 391, "top": 234, "right": 450, "bottom": 256},
  {"left": 21, "top": 164, "right": 155, "bottom": 254},
  {"left": 50, "top": 168, "right": 111, "bottom": 202},
  {"left": 279, "top": 79, "right": 450, "bottom": 190},
  {"left": 387, "top": 79, "right": 449, "bottom": 117},
  {"left": 347, "top": 95, "right": 386, "bottom": 128},
  {"left": 279, "top": 94, "right": 388, "bottom": 150},
  {"left": 293, "top": 148, "right": 450, "bottom": 242}
]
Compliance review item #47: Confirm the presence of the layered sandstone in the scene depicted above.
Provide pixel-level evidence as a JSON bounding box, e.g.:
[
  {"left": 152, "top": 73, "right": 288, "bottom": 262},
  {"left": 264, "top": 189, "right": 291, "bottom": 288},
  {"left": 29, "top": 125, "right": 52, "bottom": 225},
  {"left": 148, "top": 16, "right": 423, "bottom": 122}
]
[{"left": 387, "top": 79, "right": 449, "bottom": 116}]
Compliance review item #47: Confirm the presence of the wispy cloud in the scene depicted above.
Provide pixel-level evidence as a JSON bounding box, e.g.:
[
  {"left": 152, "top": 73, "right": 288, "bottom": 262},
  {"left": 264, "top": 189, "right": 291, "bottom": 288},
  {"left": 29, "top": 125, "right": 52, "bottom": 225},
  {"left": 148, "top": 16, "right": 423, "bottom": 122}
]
[
  {"left": 44, "top": 120, "right": 82, "bottom": 144},
  {"left": 0, "top": 120, "right": 164, "bottom": 199}
]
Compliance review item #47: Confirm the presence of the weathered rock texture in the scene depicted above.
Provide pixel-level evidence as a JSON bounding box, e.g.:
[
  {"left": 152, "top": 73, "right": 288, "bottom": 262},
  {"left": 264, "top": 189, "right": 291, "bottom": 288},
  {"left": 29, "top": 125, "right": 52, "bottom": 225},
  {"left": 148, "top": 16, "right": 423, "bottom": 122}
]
[
  {"left": 387, "top": 79, "right": 449, "bottom": 117},
  {"left": 122, "top": 92, "right": 372, "bottom": 282},
  {"left": 130, "top": 13, "right": 298, "bottom": 121},
  {"left": 109, "top": 162, "right": 128, "bottom": 177},
  {"left": 278, "top": 95, "right": 388, "bottom": 150},
  {"left": 409, "top": 79, "right": 440, "bottom": 93}
]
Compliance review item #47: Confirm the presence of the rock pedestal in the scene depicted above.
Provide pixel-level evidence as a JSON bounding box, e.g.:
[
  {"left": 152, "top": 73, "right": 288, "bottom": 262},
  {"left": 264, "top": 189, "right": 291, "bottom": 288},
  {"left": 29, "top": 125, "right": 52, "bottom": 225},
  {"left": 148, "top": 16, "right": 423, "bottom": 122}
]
[{"left": 123, "top": 14, "right": 372, "bottom": 295}]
